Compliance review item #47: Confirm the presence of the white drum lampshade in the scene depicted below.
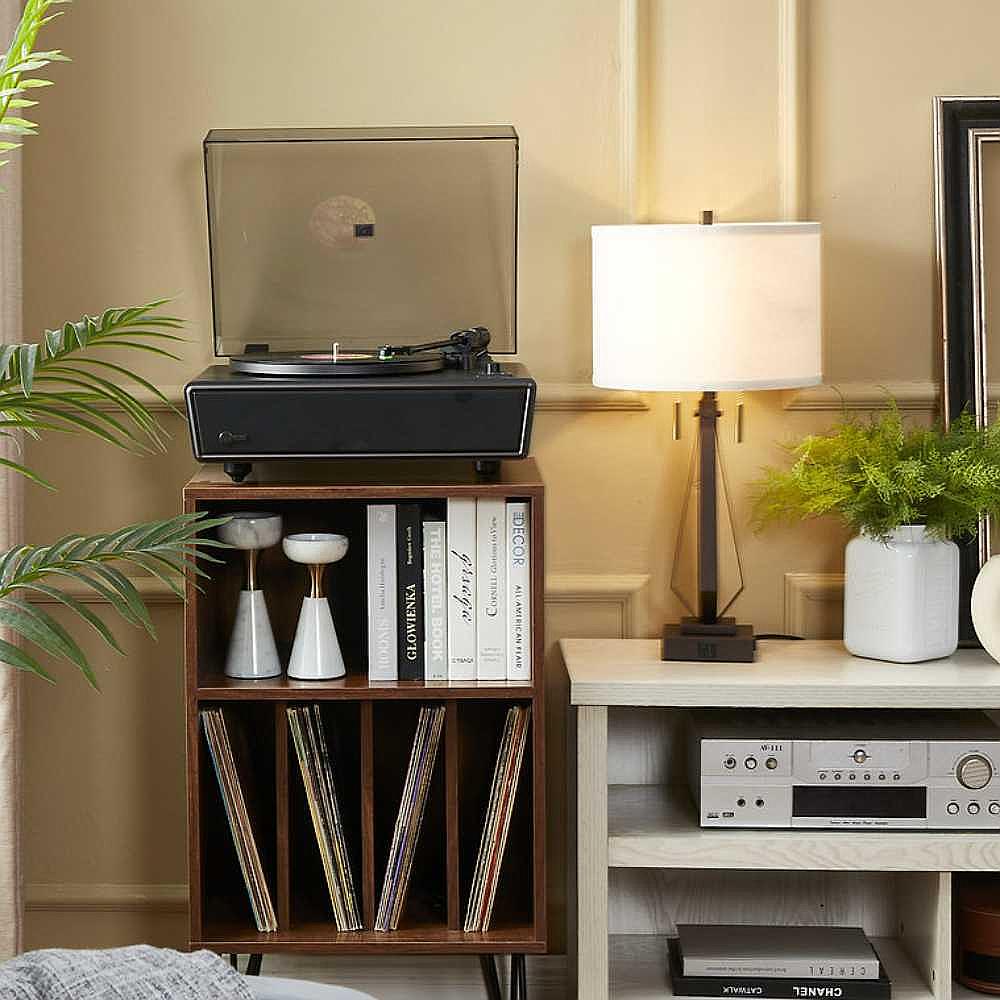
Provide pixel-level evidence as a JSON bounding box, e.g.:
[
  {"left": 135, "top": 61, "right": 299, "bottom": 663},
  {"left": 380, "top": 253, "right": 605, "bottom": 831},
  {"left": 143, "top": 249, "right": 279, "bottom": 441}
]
[{"left": 592, "top": 222, "right": 822, "bottom": 392}]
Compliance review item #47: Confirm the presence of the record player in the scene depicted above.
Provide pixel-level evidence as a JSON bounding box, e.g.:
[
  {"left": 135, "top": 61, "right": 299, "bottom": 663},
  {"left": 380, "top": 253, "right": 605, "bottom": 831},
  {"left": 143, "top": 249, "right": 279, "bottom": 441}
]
[{"left": 185, "top": 126, "right": 535, "bottom": 482}]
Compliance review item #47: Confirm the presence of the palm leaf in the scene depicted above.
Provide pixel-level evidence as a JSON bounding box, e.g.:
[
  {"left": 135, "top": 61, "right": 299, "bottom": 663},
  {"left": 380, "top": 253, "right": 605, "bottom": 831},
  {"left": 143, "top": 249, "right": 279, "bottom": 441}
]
[
  {"left": 0, "top": 300, "right": 186, "bottom": 470},
  {"left": 0, "top": 0, "right": 69, "bottom": 161},
  {"left": 0, "top": 513, "right": 230, "bottom": 685}
]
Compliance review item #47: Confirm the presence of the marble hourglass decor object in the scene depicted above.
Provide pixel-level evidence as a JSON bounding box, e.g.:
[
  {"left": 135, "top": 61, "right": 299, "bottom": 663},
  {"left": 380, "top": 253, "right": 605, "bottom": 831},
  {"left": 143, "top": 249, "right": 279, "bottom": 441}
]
[
  {"left": 282, "top": 533, "right": 349, "bottom": 681},
  {"left": 219, "top": 512, "right": 283, "bottom": 680}
]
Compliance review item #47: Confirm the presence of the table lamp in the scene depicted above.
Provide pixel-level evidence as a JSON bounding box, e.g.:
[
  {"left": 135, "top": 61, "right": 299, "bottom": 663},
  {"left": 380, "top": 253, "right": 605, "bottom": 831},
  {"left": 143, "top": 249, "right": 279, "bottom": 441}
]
[{"left": 592, "top": 214, "right": 822, "bottom": 662}]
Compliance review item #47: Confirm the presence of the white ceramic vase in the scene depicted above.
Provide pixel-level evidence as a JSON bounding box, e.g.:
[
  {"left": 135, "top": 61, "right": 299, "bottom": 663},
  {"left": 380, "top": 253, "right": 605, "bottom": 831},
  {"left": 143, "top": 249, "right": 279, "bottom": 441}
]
[
  {"left": 971, "top": 554, "right": 1000, "bottom": 663},
  {"left": 843, "top": 525, "right": 959, "bottom": 663}
]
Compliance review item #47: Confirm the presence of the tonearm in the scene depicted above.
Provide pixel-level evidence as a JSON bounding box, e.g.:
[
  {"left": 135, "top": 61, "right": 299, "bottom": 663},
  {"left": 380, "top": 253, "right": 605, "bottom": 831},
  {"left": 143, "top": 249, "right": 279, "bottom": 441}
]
[{"left": 376, "top": 326, "right": 491, "bottom": 370}]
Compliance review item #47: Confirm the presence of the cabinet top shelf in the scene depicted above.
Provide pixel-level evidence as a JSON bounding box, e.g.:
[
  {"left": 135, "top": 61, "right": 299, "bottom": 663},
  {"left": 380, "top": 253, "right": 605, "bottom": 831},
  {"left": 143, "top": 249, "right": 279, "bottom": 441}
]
[
  {"left": 184, "top": 458, "right": 543, "bottom": 500},
  {"left": 562, "top": 638, "right": 1000, "bottom": 708},
  {"left": 196, "top": 673, "right": 535, "bottom": 700}
]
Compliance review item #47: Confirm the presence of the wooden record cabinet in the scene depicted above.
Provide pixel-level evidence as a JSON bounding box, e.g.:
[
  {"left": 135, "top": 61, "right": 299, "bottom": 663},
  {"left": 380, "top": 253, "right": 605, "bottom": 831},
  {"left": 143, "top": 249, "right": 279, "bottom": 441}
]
[{"left": 183, "top": 460, "right": 546, "bottom": 995}]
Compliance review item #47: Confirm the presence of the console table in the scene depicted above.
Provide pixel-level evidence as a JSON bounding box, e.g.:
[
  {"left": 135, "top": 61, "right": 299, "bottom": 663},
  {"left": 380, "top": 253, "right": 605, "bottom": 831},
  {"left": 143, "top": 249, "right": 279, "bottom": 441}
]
[{"left": 562, "top": 638, "right": 1000, "bottom": 1000}]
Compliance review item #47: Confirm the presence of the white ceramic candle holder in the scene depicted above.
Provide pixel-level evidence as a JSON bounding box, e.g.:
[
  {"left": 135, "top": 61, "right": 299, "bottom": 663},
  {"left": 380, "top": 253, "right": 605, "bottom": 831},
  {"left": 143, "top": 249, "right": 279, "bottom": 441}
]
[
  {"left": 282, "top": 533, "right": 350, "bottom": 681},
  {"left": 218, "top": 512, "right": 283, "bottom": 680}
]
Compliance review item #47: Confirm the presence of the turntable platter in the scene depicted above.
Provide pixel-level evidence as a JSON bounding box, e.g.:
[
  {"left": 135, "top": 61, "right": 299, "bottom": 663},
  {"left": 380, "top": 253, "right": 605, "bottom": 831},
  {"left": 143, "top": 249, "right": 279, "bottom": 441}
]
[{"left": 229, "top": 351, "right": 445, "bottom": 376}]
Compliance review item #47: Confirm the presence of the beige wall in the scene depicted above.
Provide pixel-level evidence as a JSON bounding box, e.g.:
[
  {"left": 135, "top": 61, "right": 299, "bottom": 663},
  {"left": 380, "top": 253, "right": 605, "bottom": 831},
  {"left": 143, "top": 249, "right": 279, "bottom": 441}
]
[{"left": 17, "top": 0, "right": 980, "bottom": 972}]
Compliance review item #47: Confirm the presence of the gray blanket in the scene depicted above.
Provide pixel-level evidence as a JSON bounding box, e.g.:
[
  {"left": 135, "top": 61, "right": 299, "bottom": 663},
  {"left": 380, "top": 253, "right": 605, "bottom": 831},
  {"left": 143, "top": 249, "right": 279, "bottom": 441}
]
[{"left": 0, "top": 945, "right": 254, "bottom": 1000}]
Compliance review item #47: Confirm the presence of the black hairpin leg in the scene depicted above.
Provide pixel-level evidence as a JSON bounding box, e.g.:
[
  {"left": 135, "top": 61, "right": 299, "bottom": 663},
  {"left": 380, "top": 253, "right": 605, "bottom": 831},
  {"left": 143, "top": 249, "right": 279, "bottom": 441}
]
[
  {"left": 246, "top": 953, "right": 263, "bottom": 976},
  {"left": 480, "top": 954, "right": 502, "bottom": 1000},
  {"left": 511, "top": 954, "right": 527, "bottom": 999},
  {"left": 228, "top": 954, "right": 238, "bottom": 969}
]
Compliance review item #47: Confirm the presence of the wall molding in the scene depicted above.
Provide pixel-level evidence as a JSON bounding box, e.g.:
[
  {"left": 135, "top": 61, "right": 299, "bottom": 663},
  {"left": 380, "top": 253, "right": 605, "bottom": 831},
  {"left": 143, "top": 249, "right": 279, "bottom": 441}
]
[
  {"left": 618, "top": 0, "right": 640, "bottom": 222},
  {"left": 25, "top": 882, "right": 188, "bottom": 913},
  {"left": 785, "top": 381, "right": 940, "bottom": 412},
  {"left": 545, "top": 572, "right": 650, "bottom": 639},
  {"left": 536, "top": 382, "right": 647, "bottom": 412},
  {"left": 25, "top": 575, "right": 181, "bottom": 605},
  {"left": 777, "top": 0, "right": 805, "bottom": 221},
  {"left": 29, "top": 570, "right": 651, "bottom": 626},
  {"left": 90, "top": 381, "right": 649, "bottom": 415},
  {"left": 783, "top": 571, "right": 844, "bottom": 639}
]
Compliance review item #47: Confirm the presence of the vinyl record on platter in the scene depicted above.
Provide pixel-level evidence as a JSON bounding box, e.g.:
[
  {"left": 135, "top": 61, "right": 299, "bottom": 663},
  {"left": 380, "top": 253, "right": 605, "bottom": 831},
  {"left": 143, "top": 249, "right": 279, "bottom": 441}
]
[{"left": 228, "top": 350, "right": 445, "bottom": 376}]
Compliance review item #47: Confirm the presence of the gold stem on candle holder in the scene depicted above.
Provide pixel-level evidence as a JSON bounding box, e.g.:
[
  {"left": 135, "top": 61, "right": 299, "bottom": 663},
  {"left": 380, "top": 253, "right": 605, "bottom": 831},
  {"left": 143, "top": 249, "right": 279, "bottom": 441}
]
[
  {"left": 246, "top": 549, "right": 259, "bottom": 591},
  {"left": 309, "top": 563, "right": 325, "bottom": 599}
]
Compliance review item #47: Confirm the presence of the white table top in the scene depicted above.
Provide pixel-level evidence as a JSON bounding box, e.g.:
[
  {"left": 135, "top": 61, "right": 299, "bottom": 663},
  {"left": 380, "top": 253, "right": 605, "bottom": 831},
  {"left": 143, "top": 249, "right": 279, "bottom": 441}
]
[{"left": 561, "top": 638, "right": 1000, "bottom": 708}]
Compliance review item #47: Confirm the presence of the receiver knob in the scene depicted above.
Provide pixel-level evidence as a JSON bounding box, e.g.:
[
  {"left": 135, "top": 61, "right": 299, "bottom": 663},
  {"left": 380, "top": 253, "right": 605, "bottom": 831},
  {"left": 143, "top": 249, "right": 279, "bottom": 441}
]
[{"left": 957, "top": 753, "right": 993, "bottom": 790}]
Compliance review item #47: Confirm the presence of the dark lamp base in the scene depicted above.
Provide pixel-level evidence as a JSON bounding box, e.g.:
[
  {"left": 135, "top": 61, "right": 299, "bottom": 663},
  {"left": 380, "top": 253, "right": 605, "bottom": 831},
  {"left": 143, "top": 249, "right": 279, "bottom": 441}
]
[{"left": 662, "top": 617, "right": 756, "bottom": 663}]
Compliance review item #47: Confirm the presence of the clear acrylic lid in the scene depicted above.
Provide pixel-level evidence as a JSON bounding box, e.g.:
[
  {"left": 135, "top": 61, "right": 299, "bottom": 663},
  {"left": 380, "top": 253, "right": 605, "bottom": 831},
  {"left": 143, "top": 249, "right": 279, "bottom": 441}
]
[{"left": 204, "top": 127, "right": 518, "bottom": 357}]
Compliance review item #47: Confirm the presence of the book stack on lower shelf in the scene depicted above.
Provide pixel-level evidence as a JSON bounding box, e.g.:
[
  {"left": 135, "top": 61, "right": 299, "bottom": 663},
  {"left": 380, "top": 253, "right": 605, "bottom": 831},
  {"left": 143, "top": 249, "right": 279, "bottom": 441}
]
[{"left": 669, "top": 925, "right": 891, "bottom": 1000}]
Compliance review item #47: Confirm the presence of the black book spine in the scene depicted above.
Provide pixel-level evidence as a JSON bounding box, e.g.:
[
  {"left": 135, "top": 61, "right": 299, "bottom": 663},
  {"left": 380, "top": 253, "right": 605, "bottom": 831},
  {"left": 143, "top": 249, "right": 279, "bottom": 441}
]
[
  {"left": 396, "top": 503, "right": 425, "bottom": 680},
  {"left": 669, "top": 975, "right": 890, "bottom": 1000}
]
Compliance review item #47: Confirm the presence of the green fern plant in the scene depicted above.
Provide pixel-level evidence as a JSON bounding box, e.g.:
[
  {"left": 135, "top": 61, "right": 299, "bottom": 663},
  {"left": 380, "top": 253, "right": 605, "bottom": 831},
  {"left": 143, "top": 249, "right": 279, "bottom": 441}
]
[
  {"left": 0, "top": 0, "right": 227, "bottom": 686},
  {"left": 752, "top": 403, "right": 1000, "bottom": 541}
]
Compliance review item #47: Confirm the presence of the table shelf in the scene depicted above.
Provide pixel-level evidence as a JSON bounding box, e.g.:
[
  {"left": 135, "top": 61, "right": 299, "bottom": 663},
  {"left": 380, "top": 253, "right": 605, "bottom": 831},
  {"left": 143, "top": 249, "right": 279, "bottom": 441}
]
[{"left": 607, "top": 784, "right": 1000, "bottom": 871}]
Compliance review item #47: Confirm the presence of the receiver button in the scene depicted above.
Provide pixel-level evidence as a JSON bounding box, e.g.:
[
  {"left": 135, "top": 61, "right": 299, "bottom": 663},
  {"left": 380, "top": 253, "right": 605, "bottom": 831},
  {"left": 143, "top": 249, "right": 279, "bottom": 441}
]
[
  {"left": 969, "top": 802, "right": 982, "bottom": 815},
  {"left": 947, "top": 802, "right": 960, "bottom": 815},
  {"left": 989, "top": 802, "right": 1000, "bottom": 815},
  {"left": 957, "top": 753, "right": 993, "bottom": 790},
  {"left": 744, "top": 757, "right": 758, "bottom": 770}
]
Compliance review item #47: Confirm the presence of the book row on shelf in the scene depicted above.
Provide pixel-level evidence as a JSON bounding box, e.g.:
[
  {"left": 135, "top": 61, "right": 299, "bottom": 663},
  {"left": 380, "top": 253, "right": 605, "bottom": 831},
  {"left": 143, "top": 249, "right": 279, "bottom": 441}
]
[
  {"left": 366, "top": 497, "right": 531, "bottom": 683},
  {"left": 200, "top": 701, "right": 531, "bottom": 935}
]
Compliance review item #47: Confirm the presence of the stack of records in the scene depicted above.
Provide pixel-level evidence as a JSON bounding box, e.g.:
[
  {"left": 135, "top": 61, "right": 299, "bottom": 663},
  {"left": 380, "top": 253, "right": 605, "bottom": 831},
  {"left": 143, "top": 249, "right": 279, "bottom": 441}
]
[
  {"left": 375, "top": 704, "right": 446, "bottom": 932},
  {"left": 670, "top": 925, "right": 891, "bottom": 999},
  {"left": 201, "top": 707, "right": 277, "bottom": 933},
  {"left": 464, "top": 704, "right": 531, "bottom": 933},
  {"left": 287, "top": 705, "right": 362, "bottom": 932}
]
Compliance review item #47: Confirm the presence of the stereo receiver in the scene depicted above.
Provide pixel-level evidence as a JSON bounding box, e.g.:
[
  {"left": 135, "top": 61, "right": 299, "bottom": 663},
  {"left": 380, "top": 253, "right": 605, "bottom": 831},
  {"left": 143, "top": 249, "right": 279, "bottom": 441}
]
[{"left": 687, "top": 709, "right": 1000, "bottom": 830}]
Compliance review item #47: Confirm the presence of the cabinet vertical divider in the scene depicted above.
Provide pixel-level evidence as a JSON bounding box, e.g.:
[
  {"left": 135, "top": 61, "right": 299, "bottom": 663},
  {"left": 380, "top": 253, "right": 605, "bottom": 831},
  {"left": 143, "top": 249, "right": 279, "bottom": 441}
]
[
  {"left": 445, "top": 700, "right": 461, "bottom": 930},
  {"left": 360, "top": 700, "right": 376, "bottom": 931},
  {"left": 275, "top": 701, "right": 291, "bottom": 931}
]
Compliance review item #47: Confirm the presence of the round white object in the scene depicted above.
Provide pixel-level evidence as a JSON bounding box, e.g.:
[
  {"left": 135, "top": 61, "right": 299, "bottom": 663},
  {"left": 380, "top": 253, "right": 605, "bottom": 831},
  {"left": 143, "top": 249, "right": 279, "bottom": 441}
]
[
  {"left": 282, "top": 533, "right": 349, "bottom": 565},
  {"left": 971, "top": 553, "right": 1000, "bottom": 664},
  {"left": 218, "top": 512, "right": 283, "bottom": 551}
]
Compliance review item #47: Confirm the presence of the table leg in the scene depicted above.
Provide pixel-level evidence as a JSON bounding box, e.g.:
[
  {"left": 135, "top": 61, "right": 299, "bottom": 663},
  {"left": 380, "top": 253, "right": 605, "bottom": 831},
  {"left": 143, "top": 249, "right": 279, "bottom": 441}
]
[{"left": 577, "top": 706, "right": 608, "bottom": 1000}]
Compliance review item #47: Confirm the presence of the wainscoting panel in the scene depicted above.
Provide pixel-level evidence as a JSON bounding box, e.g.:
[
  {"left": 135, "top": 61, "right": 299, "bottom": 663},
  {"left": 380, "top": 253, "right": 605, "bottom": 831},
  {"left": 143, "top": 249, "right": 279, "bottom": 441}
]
[{"left": 783, "top": 572, "right": 845, "bottom": 639}]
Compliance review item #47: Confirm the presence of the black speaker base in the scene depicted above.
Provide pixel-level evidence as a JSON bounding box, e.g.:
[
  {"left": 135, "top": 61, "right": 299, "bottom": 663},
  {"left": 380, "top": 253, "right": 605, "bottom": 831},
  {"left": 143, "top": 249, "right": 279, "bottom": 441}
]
[{"left": 662, "top": 620, "right": 756, "bottom": 662}]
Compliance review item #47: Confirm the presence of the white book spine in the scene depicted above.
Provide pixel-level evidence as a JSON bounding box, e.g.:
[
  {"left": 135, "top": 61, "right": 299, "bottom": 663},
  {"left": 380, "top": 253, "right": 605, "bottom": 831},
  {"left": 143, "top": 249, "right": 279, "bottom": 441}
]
[
  {"left": 446, "top": 498, "right": 477, "bottom": 681},
  {"left": 476, "top": 497, "right": 507, "bottom": 681},
  {"left": 506, "top": 502, "right": 531, "bottom": 681},
  {"left": 423, "top": 521, "right": 448, "bottom": 681},
  {"left": 366, "top": 504, "right": 398, "bottom": 681}
]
